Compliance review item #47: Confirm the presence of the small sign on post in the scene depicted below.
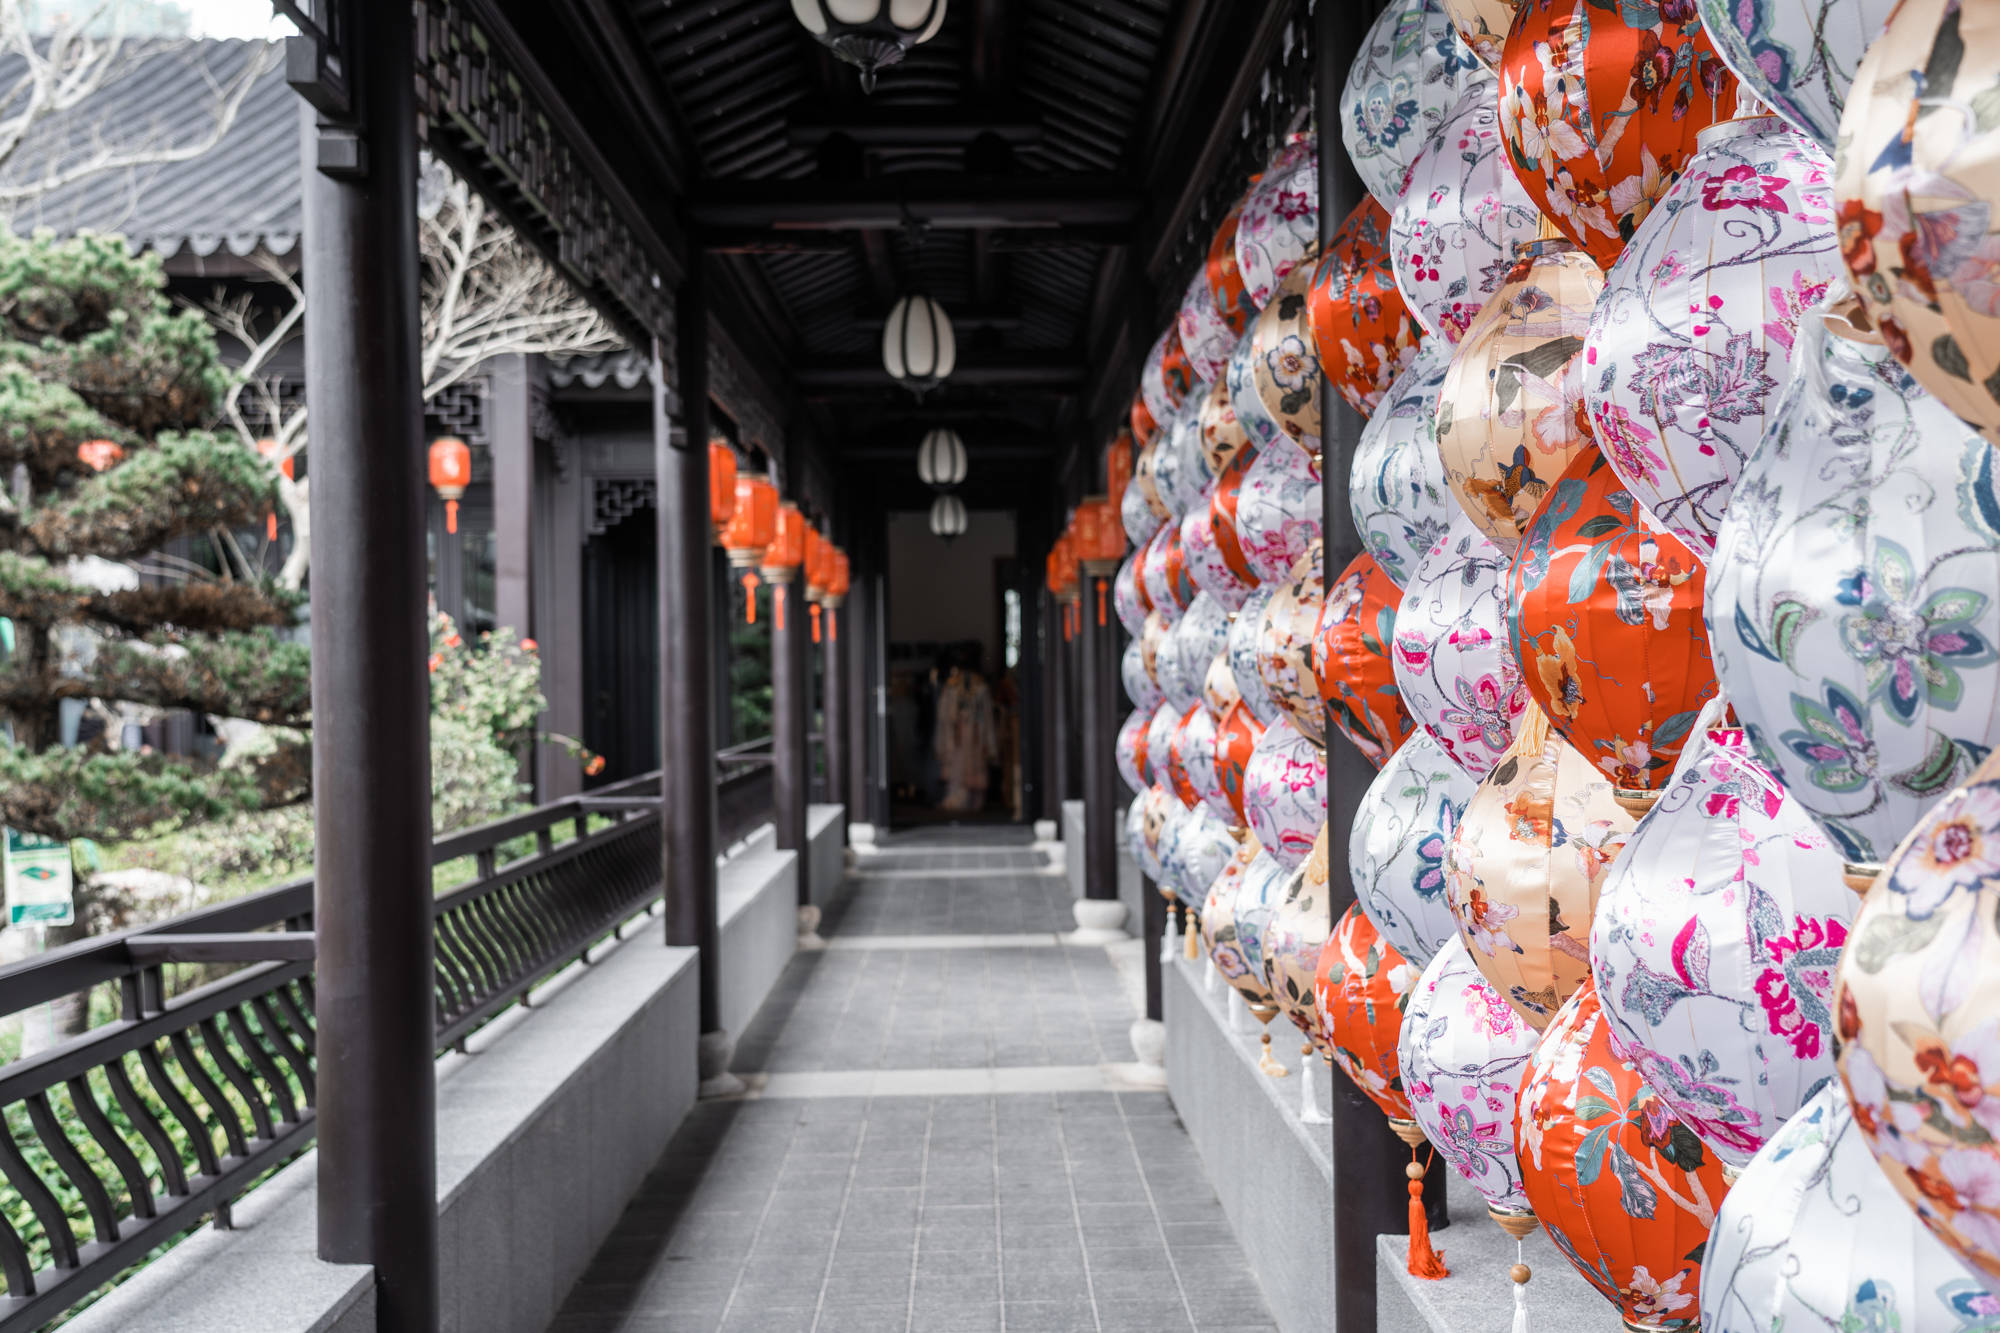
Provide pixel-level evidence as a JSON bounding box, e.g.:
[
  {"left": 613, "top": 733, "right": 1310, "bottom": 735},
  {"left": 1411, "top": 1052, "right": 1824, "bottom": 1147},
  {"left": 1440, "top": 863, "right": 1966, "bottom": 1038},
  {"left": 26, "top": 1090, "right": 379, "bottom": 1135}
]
[{"left": 5, "top": 828, "right": 74, "bottom": 927}]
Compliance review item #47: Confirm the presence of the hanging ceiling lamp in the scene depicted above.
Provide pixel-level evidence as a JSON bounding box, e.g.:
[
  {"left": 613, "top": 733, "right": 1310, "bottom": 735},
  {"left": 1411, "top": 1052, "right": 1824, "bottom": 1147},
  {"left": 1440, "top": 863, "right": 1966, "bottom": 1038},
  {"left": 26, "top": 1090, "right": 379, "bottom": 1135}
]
[
  {"left": 929, "top": 493, "right": 967, "bottom": 540},
  {"left": 916, "top": 427, "right": 967, "bottom": 489},
  {"left": 883, "top": 291, "right": 957, "bottom": 395},
  {"left": 789, "top": 0, "right": 948, "bottom": 93}
]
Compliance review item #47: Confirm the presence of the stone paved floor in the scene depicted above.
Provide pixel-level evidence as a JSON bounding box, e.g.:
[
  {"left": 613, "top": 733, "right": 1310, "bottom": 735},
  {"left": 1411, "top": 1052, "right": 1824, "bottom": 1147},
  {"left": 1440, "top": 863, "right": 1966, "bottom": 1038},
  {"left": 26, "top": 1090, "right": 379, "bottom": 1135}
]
[{"left": 550, "top": 835, "right": 1278, "bottom": 1333}]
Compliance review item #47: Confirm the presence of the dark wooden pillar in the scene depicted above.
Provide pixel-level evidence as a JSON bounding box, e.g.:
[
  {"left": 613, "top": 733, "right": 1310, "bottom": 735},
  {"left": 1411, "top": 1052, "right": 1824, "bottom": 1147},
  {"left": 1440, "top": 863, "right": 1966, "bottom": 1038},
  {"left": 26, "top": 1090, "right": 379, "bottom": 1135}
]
[
  {"left": 845, "top": 539, "right": 873, "bottom": 825},
  {"left": 1079, "top": 565, "right": 1119, "bottom": 900},
  {"left": 824, "top": 598, "right": 847, "bottom": 813},
  {"left": 1316, "top": 2, "right": 1440, "bottom": 1327},
  {"left": 1046, "top": 591, "right": 1070, "bottom": 813},
  {"left": 772, "top": 545, "right": 811, "bottom": 897},
  {"left": 663, "top": 275, "right": 722, "bottom": 1040},
  {"left": 298, "top": 9, "right": 437, "bottom": 1328}
]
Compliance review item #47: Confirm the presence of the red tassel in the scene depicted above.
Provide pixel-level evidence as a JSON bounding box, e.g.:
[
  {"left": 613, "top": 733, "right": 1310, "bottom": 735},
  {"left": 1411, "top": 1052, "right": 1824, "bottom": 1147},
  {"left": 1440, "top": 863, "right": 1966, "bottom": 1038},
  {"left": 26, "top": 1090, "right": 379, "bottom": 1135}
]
[
  {"left": 445, "top": 497, "right": 460, "bottom": 534},
  {"left": 811, "top": 603, "right": 822, "bottom": 643},
  {"left": 775, "top": 583, "right": 787, "bottom": 633},
  {"left": 829, "top": 608, "right": 838, "bottom": 642},
  {"left": 742, "top": 571, "right": 760, "bottom": 624},
  {"left": 1096, "top": 580, "right": 1107, "bottom": 626},
  {"left": 1407, "top": 1151, "right": 1448, "bottom": 1279}
]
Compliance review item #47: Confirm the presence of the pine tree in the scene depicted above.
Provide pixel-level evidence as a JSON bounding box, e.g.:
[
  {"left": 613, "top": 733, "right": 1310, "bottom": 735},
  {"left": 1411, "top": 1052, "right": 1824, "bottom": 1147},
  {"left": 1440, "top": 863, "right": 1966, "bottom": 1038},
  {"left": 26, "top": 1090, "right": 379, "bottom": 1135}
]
[{"left": 0, "top": 231, "right": 307, "bottom": 846}]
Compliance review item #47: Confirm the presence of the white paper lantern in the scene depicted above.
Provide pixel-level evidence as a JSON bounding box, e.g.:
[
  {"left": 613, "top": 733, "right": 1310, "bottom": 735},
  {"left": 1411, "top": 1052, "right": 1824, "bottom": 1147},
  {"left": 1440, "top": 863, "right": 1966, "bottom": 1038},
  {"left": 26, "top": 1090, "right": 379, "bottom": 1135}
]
[
  {"left": 1583, "top": 115, "right": 1843, "bottom": 558},
  {"left": 917, "top": 427, "right": 967, "bottom": 488},
  {"left": 1350, "top": 338, "right": 1458, "bottom": 589},
  {"left": 882, "top": 292, "right": 957, "bottom": 389},
  {"left": 1352, "top": 730, "right": 1479, "bottom": 968}
]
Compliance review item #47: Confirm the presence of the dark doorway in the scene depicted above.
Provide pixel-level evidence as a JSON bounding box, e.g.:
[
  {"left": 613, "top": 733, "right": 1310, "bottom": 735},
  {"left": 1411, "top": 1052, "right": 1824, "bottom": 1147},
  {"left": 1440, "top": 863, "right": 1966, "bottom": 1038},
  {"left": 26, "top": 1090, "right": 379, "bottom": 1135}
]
[{"left": 582, "top": 507, "right": 658, "bottom": 782}]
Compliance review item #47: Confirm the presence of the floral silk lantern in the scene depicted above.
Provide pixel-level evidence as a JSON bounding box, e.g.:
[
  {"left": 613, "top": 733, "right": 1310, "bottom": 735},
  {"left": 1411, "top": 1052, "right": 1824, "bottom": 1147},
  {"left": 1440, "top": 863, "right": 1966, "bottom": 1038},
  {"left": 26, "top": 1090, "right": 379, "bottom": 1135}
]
[
  {"left": 1517, "top": 981, "right": 1731, "bottom": 1330},
  {"left": 1242, "top": 713, "right": 1328, "bottom": 872},
  {"left": 1215, "top": 698, "right": 1266, "bottom": 829},
  {"left": 1227, "top": 328, "right": 1287, "bottom": 457},
  {"left": 1251, "top": 260, "right": 1326, "bottom": 451},
  {"left": 1442, "top": 0, "right": 1522, "bottom": 69},
  {"left": 1140, "top": 523, "right": 1188, "bottom": 626},
  {"left": 1234, "top": 431, "right": 1323, "bottom": 586},
  {"left": 1402, "top": 936, "right": 1541, "bottom": 1225},
  {"left": 1706, "top": 288, "right": 2000, "bottom": 871},
  {"left": 1208, "top": 435, "right": 1264, "bottom": 590},
  {"left": 1354, "top": 730, "right": 1480, "bottom": 967},
  {"left": 1182, "top": 503, "right": 1257, "bottom": 613},
  {"left": 1170, "top": 594, "right": 1232, "bottom": 712},
  {"left": 1308, "top": 198, "right": 1427, "bottom": 418},
  {"left": 1511, "top": 445, "right": 1719, "bottom": 809},
  {"left": 1236, "top": 136, "right": 1320, "bottom": 312},
  {"left": 1115, "top": 554, "right": 1149, "bottom": 637},
  {"left": 1496, "top": 0, "right": 1739, "bottom": 270},
  {"left": 1124, "top": 636, "right": 1165, "bottom": 715},
  {"left": 1833, "top": 0, "right": 2000, "bottom": 445},
  {"left": 1117, "top": 709, "right": 1152, "bottom": 795},
  {"left": 1316, "top": 550, "right": 1416, "bottom": 766},
  {"left": 1204, "top": 650, "right": 1242, "bottom": 725},
  {"left": 1446, "top": 701, "right": 1638, "bottom": 1028},
  {"left": 1146, "top": 702, "right": 1183, "bottom": 803},
  {"left": 1835, "top": 745, "right": 2000, "bottom": 1283},
  {"left": 1258, "top": 542, "right": 1329, "bottom": 746},
  {"left": 1391, "top": 72, "right": 1545, "bottom": 345},
  {"left": 1591, "top": 715, "right": 1855, "bottom": 1167},
  {"left": 1132, "top": 387, "right": 1161, "bottom": 452},
  {"left": 1135, "top": 436, "right": 1170, "bottom": 521},
  {"left": 1200, "top": 830, "right": 1258, "bottom": 958},
  {"left": 1699, "top": 1083, "right": 2000, "bottom": 1333},
  {"left": 1127, "top": 790, "right": 1154, "bottom": 878},
  {"left": 1341, "top": 0, "right": 1481, "bottom": 208},
  {"left": 1198, "top": 373, "right": 1251, "bottom": 481},
  {"left": 1268, "top": 826, "right": 1341, "bottom": 1045},
  {"left": 1393, "top": 513, "right": 1531, "bottom": 782},
  {"left": 1179, "top": 200, "right": 1256, "bottom": 386},
  {"left": 1350, "top": 340, "right": 1458, "bottom": 588},
  {"left": 1231, "top": 584, "right": 1281, "bottom": 726},
  {"left": 1123, "top": 474, "right": 1162, "bottom": 550},
  {"left": 1231, "top": 850, "right": 1296, "bottom": 1021},
  {"left": 1180, "top": 699, "right": 1228, "bottom": 824},
  {"left": 1584, "top": 115, "right": 1844, "bottom": 556},
  {"left": 1207, "top": 840, "right": 1282, "bottom": 1015},
  {"left": 1142, "top": 324, "right": 1195, "bottom": 429},
  {"left": 1694, "top": 0, "right": 1896, "bottom": 151},
  {"left": 1319, "top": 899, "right": 1422, "bottom": 1115},
  {"left": 1436, "top": 231, "right": 1604, "bottom": 548},
  {"left": 1141, "top": 784, "right": 1179, "bottom": 881},
  {"left": 1175, "top": 806, "right": 1240, "bottom": 906}
]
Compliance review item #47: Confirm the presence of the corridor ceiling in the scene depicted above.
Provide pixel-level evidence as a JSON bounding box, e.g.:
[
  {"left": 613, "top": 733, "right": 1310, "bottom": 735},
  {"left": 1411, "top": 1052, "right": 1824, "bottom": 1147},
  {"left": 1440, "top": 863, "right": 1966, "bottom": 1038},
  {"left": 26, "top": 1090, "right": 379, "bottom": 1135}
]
[{"left": 495, "top": 0, "right": 1301, "bottom": 511}]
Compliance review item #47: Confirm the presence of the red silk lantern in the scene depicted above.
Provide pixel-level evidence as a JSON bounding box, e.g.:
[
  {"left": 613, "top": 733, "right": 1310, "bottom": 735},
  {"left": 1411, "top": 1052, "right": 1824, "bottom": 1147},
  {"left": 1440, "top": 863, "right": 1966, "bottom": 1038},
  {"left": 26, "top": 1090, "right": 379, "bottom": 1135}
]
[
  {"left": 1308, "top": 198, "right": 1426, "bottom": 420},
  {"left": 1207, "top": 196, "right": 1257, "bottom": 336},
  {"left": 1317, "top": 901, "right": 1417, "bottom": 1120},
  {"left": 1215, "top": 699, "right": 1265, "bottom": 829},
  {"left": 1209, "top": 441, "right": 1261, "bottom": 589},
  {"left": 722, "top": 472, "right": 779, "bottom": 568},
  {"left": 1315, "top": 550, "right": 1415, "bottom": 768},
  {"left": 1165, "top": 704, "right": 1202, "bottom": 809},
  {"left": 708, "top": 439, "right": 738, "bottom": 541},
  {"left": 1132, "top": 389, "right": 1160, "bottom": 451},
  {"left": 1497, "top": 0, "right": 1738, "bottom": 270},
  {"left": 1509, "top": 445, "right": 1717, "bottom": 812},
  {"left": 804, "top": 526, "right": 830, "bottom": 601},
  {"left": 428, "top": 435, "right": 472, "bottom": 534},
  {"left": 826, "top": 549, "right": 850, "bottom": 605},
  {"left": 1517, "top": 981, "right": 1730, "bottom": 1330}
]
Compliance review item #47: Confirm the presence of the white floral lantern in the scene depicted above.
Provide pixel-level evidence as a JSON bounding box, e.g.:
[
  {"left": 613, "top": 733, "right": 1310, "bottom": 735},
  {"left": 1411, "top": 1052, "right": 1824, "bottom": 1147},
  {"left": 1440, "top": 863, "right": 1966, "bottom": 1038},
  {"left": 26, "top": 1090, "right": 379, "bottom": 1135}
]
[
  {"left": 1584, "top": 114, "right": 1844, "bottom": 557},
  {"left": 1139, "top": 524, "right": 1185, "bottom": 628},
  {"left": 1694, "top": 0, "right": 1896, "bottom": 151},
  {"left": 1707, "top": 288, "right": 2000, "bottom": 873},
  {"left": 1123, "top": 477, "right": 1163, "bottom": 550},
  {"left": 1353, "top": 730, "right": 1479, "bottom": 967},
  {"left": 1151, "top": 403, "right": 1195, "bottom": 522},
  {"left": 1390, "top": 73, "right": 1543, "bottom": 345},
  {"left": 1349, "top": 338, "right": 1458, "bottom": 589},
  {"left": 1179, "top": 695, "right": 1225, "bottom": 818},
  {"left": 1175, "top": 805, "right": 1241, "bottom": 904},
  {"left": 1230, "top": 584, "right": 1281, "bottom": 726},
  {"left": 1117, "top": 708, "right": 1152, "bottom": 795},
  {"left": 1391, "top": 512, "right": 1529, "bottom": 782},
  {"left": 1590, "top": 715, "right": 1855, "bottom": 1167},
  {"left": 1145, "top": 703, "right": 1182, "bottom": 805},
  {"left": 1182, "top": 494, "right": 1257, "bottom": 612},
  {"left": 1171, "top": 594, "right": 1233, "bottom": 713},
  {"left": 1178, "top": 262, "right": 1237, "bottom": 387},
  {"left": 1400, "top": 935, "right": 1542, "bottom": 1223},
  {"left": 1234, "top": 431, "right": 1323, "bottom": 586},
  {"left": 1227, "top": 329, "right": 1287, "bottom": 455},
  {"left": 1341, "top": 0, "right": 1480, "bottom": 208},
  {"left": 1235, "top": 136, "right": 1320, "bottom": 312},
  {"left": 1126, "top": 792, "right": 1153, "bottom": 877},
  {"left": 1114, "top": 551, "right": 1149, "bottom": 637},
  {"left": 1231, "top": 849, "right": 1295, "bottom": 1003},
  {"left": 1122, "top": 638, "right": 1163, "bottom": 714},
  {"left": 1242, "top": 713, "right": 1327, "bottom": 872}
]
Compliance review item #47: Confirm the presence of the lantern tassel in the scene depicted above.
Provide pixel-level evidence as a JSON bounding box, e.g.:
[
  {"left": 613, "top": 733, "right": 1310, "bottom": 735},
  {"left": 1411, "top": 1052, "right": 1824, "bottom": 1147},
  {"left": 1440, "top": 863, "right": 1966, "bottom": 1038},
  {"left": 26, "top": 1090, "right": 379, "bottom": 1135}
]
[
  {"left": 1406, "top": 1151, "right": 1449, "bottom": 1280},
  {"left": 742, "top": 571, "right": 760, "bottom": 624},
  {"left": 811, "top": 603, "right": 822, "bottom": 643},
  {"left": 829, "top": 609, "right": 838, "bottom": 643},
  {"left": 1511, "top": 1239, "right": 1529, "bottom": 1333},
  {"left": 1097, "top": 580, "right": 1107, "bottom": 626},
  {"left": 445, "top": 497, "right": 460, "bottom": 534},
  {"left": 775, "top": 583, "right": 787, "bottom": 633}
]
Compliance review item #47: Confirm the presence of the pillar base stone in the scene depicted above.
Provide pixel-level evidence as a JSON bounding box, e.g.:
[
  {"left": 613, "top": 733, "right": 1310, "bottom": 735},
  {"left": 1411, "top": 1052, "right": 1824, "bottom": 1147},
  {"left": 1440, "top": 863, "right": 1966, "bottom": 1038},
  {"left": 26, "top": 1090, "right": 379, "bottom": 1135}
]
[
  {"left": 848, "top": 822, "right": 878, "bottom": 847},
  {"left": 697, "top": 1028, "right": 744, "bottom": 1099},
  {"left": 796, "top": 904, "right": 827, "bottom": 951},
  {"left": 1066, "top": 897, "right": 1129, "bottom": 944},
  {"left": 1128, "top": 1017, "right": 1166, "bottom": 1067},
  {"left": 1033, "top": 819, "right": 1058, "bottom": 842}
]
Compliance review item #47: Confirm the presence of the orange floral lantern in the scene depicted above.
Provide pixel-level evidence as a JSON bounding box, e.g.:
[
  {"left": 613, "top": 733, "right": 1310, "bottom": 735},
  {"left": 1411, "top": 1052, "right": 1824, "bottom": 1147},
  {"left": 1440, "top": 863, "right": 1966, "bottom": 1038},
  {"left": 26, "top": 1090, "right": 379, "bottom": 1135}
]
[
  {"left": 1496, "top": 0, "right": 1739, "bottom": 270},
  {"left": 1142, "top": 325, "right": 1197, "bottom": 428},
  {"left": 1207, "top": 196, "right": 1258, "bottom": 335},
  {"left": 1318, "top": 899, "right": 1418, "bottom": 1118},
  {"left": 1308, "top": 197, "right": 1426, "bottom": 419},
  {"left": 1517, "top": 981, "right": 1730, "bottom": 1330},
  {"left": 1509, "top": 445, "right": 1717, "bottom": 812},
  {"left": 708, "top": 439, "right": 738, "bottom": 541},
  {"left": 1132, "top": 388, "right": 1161, "bottom": 451},
  {"left": 1315, "top": 550, "right": 1415, "bottom": 767},
  {"left": 1208, "top": 440, "right": 1263, "bottom": 590},
  {"left": 1215, "top": 699, "right": 1265, "bottom": 829},
  {"left": 428, "top": 435, "right": 472, "bottom": 534}
]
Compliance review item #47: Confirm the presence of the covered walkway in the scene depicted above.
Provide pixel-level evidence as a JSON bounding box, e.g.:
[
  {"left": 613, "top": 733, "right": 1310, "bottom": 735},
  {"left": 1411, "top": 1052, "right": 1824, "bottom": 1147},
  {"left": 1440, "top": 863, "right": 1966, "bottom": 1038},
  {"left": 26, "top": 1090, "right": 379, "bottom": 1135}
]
[{"left": 553, "top": 833, "right": 1275, "bottom": 1333}]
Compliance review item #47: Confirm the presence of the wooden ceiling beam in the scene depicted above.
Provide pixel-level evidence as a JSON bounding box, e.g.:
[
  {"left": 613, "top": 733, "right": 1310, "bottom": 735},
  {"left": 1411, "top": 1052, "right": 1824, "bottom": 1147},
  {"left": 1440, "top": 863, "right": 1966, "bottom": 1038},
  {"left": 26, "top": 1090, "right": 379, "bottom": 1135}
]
[{"left": 687, "top": 175, "right": 1142, "bottom": 231}]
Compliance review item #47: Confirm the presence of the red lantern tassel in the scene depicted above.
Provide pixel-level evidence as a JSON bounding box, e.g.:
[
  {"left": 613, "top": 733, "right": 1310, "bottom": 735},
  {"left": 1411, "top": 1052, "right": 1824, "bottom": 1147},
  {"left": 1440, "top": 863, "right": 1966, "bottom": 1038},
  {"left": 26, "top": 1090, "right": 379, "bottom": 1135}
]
[
  {"left": 775, "top": 583, "right": 787, "bottom": 633},
  {"left": 829, "top": 609, "right": 838, "bottom": 643},
  {"left": 266, "top": 511, "right": 278, "bottom": 542},
  {"left": 446, "top": 497, "right": 459, "bottom": 534},
  {"left": 1096, "top": 580, "right": 1107, "bottom": 626},
  {"left": 811, "top": 603, "right": 822, "bottom": 643},
  {"left": 1407, "top": 1150, "right": 1448, "bottom": 1280},
  {"left": 742, "top": 571, "right": 760, "bottom": 624}
]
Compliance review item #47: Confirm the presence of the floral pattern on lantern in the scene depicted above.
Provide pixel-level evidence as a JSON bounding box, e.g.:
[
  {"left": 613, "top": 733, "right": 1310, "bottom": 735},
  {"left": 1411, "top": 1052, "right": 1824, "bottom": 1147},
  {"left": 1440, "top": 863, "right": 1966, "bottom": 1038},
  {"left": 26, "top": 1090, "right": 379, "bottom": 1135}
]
[
  {"left": 1243, "top": 713, "right": 1328, "bottom": 872},
  {"left": 1231, "top": 584, "right": 1282, "bottom": 726},
  {"left": 1199, "top": 373, "right": 1252, "bottom": 482},
  {"left": 1115, "top": 553, "right": 1150, "bottom": 637},
  {"left": 1355, "top": 731, "right": 1480, "bottom": 967},
  {"left": 1268, "top": 826, "right": 1339, "bottom": 1044},
  {"left": 1309, "top": 198, "right": 1427, "bottom": 418},
  {"left": 1316, "top": 550, "right": 1416, "bottom": 765},
  {"left": 1170, "top": 594, "right": 1233, "bottom": 714},
  {"left": 1511, "top": 444, "right": 1719, "bottom": 802},
  {"left": 1146, "top": 701, "right": 1183, "bottom": 802},
  {"left": 1583, "top": 115, "right": 1843, "bottom": 556},
  {"left": 1216, "top": 699, "right": 1267, "bottom": 829},
  {"left": 1402, "top": 937, "right": 1542, "bottom": 1217},
  {"left": 1235, "top": 429, "right": 1324, "bottom": 586},
  {"left": 1142, "top": 325, "right": 1195, "bottom": 429},
  {"left": 1117, "top": 709, "right": 1153, "bottom": 795},
  {"left": 1516, "top": 981, "right": 1730, "bottom": 1329},
  {"left": 1175, "top": 805, "right": 1240, "bottom": 906},
  {"left": 1590, "top": 718, "right": 1855, "bottom": 1167},
  {"left": 1833, "top": 0, "right": 2000, "bottom": 445},
  {"left": 1141, "top": 522, "right": 1195, "bottom": 625},
  {"left": 1342, "top": 0, "right": 1481, "bottom": 208},
  {"left": 1446, "top": 703, "right": 1637, "bottom": 1028},
  {"left": 1706, "top": 290, "right": 2000, "bottom": 867},
  {"left": 1165, "top": 705, "right": 1202, "bottom": 809},
  {"left": 1237, "top": 136, "right": 1320, "bottom": 312},
  {"left": 1392, "top": 73, "right": 1545, "bottom": 344},
  {"left": 1437, "top": 237, "right": 1604, "bottom": 548},
  {"left": 1209, "top": 435, "right": 1264, "bottom": 591},
  {"left": 1227, "top": 329, "right": 1287, "bottom": 458},
  {"left": 1179, "top": 246, "right": 1238, "bottom": 386},
  {"left": 1182, "top": 498, "right": 1256, "bottom": 613},
  {"left": 1251, "top": 261, "right": 1326, "bottom": 451},
  {"left": 1442, "top": 0, "right": 1522, "bottom": 70},
  {"left": 1496, "top": 0, "right": 1739, "bottom": 270},
  {"left": 1128, "top": 791, "right": 1158, "bottom": 880},
  {"left": 1836, "top": 745, "right": 2000, "bottom": 1283},
  {"left": 1320, "top": 901, "right": 1422, "bottom": 1114},
  {"left": 1124, "top": 477, "right": 1163, "bottom": 550},
  {"left": 1203, "top": 834, "right": 1266, "bottom": 995},
  {"left": 1205, "top": 648, "right": 1243, "bottom": 722},
  {"left": 1124, "top": 637, "right": 1165, "bottom": 715},
  {"left": 1394, "top": 513, "right": 1531, "bottom": 781},
  {"left": 1258, "top": 542, "right": 1329, "bottom": 746},
  {"left": 1700, "top": 1082, "right": 2000, "bottom": 1333},
  {"left": 1695, "top": 0, "right": 1895, "bottom": 151},
  {"left": 1351, "top": 339, "right": 1458, "bottom": 588},
  {"left": 1232, "top": 849, "right": 1295, "bottom": 1004},
  {"left": 1179, "top": 689, "right": 1226, "bottom": 818}
]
